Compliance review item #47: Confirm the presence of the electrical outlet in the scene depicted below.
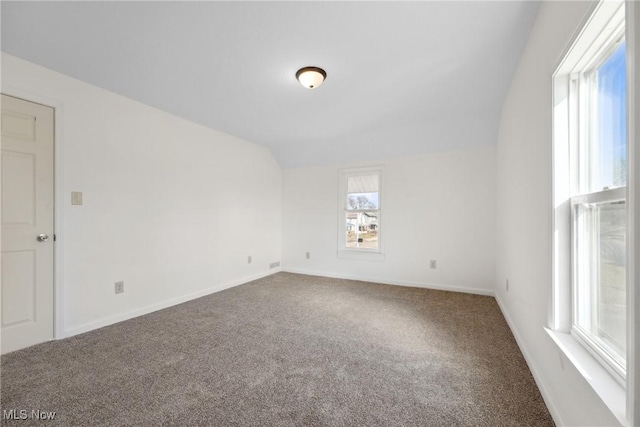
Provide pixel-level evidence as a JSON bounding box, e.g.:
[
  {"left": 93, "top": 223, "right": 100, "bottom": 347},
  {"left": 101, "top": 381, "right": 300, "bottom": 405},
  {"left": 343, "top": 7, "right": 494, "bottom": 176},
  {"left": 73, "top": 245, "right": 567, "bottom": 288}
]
[
  {"left": 429, "top": 260, "right": 436, "bottom": 269},
  {"left": 248, "top": 256, "right": 252, "bottom": 264},
  {"left": 269, "top": 261, "right": 280, "bottom": 269},
  {"left": 306, "top": 252, "right": 310, "bottom": 259},
  {"left": 71, "top": 191, "right": 83, "bottom": 205},
  {"left": 506, "top": 279, "right": 509, "bottom": 292},
  {"left": 115, "top": 281, "right": 124, "bottom": 294}
]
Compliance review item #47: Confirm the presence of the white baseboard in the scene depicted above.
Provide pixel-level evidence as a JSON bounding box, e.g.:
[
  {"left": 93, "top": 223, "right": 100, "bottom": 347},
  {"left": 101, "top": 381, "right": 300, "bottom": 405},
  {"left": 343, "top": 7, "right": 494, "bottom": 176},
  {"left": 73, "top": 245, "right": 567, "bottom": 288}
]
[
  {"left": 282, "top": 267, "right": 495, "bottom": 297},
  {"left": 494, "top": 294, "right": 565, "bottom": 427},
  {"left": 64, "top": 269, "right": 279, "bottom": 338}
]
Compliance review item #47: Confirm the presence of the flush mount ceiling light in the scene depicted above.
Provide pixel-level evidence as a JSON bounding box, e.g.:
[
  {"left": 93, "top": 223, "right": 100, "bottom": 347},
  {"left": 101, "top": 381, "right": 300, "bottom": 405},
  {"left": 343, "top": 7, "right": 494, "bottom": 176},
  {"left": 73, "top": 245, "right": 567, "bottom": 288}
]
[{"left": 296, "top": 66, "right": 327, "bottom": 89}]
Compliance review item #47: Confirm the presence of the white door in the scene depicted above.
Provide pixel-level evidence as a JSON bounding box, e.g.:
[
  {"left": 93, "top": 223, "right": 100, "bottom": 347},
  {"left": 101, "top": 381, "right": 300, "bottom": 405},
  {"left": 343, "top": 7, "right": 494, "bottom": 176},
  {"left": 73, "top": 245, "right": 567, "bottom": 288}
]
[{"left": 1, "top": 94, "right": 55, "bottom": 354}]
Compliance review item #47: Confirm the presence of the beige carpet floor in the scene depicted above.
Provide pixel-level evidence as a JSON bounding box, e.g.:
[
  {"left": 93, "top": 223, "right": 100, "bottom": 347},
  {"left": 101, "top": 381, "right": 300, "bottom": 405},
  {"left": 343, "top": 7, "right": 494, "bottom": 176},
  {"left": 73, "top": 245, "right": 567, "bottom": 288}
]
[{"left": 1, "top": 272, "right": 553, "bottom": 426}]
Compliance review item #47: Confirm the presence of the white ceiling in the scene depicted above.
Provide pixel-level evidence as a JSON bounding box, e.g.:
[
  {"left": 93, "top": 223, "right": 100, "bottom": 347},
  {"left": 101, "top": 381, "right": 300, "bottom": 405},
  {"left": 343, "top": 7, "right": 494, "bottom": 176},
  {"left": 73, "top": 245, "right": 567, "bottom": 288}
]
[{"left": 1, "top": 1, "right": 540, "bottom": 169}]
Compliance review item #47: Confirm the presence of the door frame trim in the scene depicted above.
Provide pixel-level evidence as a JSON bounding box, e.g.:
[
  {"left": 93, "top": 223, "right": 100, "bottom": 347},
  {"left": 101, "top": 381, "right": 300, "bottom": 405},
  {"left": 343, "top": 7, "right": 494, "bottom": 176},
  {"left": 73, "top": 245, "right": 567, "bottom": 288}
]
[{"left": 2, "top": 86, "right": 65, "bottom": 340}]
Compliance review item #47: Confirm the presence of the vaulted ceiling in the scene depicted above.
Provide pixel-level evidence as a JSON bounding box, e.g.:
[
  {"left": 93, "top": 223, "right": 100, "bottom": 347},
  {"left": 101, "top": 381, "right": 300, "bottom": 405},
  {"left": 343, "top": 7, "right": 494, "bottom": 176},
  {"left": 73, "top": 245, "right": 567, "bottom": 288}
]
[{"left": 1, "top": 1, "right": 540, "bottom": 168}]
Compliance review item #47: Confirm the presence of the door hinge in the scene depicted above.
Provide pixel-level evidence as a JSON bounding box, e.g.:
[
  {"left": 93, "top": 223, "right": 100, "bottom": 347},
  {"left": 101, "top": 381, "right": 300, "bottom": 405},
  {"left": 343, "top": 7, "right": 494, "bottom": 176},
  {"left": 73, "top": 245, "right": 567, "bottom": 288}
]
[{"left": 53, "top": 234, "right": 57, "bottom": 242}]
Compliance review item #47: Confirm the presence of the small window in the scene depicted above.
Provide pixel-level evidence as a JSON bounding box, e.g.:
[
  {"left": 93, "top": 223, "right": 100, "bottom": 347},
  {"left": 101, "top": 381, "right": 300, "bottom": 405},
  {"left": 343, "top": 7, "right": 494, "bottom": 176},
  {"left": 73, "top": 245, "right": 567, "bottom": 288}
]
[
  {"left": 346, "top": 173, "right": 380, "bottom": 249},
  {"left": 338, "top": 167, "right": 384, "bottom": 259}
]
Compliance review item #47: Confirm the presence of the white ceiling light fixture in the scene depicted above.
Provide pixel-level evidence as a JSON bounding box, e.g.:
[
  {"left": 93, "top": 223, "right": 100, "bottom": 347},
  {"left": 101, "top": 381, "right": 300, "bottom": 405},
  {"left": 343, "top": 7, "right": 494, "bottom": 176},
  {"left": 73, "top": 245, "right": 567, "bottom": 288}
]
[{"left": 296, "top": 66, "right": 326, "bottom": 89}]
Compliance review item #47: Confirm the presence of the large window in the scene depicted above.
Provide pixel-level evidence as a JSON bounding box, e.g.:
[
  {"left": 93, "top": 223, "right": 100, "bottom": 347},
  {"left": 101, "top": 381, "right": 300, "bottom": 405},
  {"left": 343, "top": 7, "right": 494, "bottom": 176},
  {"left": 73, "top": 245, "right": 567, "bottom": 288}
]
[
  {"left": 571, "top": 34, "right": 628, "bottom": 379},
  {"left": 553, "top": 1, "right": 627, "bottom": 384},
  {"left": 338, "top": 167, "right": 383, "bottom": 258},
  {"left": 571, "top": 27, "right": 627, "bottom": 380}
]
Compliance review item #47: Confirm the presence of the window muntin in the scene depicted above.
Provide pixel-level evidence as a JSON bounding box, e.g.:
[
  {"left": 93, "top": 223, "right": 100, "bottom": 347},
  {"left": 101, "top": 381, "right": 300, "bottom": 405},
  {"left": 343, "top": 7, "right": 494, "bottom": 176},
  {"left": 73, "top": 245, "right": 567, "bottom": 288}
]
[{"left": 569, "top": 23, "right": 627, "bottom": 379}]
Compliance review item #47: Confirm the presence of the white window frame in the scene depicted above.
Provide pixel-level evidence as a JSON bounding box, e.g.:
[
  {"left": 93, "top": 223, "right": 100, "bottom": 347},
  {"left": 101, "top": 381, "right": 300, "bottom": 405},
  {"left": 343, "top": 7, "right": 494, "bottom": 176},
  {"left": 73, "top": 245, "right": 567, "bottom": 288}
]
[
  {"left": 551, "top": 1, "right": 637, "bottom": 424},
  {"left": 569, "top": 21, "right": 627, "bottom": 382},
  {"left": 337, "top": 166, "right": 385, "bottom": 261}
]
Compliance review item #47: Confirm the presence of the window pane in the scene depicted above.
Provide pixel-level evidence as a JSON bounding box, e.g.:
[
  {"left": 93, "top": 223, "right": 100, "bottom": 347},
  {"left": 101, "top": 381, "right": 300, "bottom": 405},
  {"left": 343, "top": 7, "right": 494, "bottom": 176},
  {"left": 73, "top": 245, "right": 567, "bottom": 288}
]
[
  {"left": 346, "top": 211, "right": 378, "bottom": 249},
  {"left": 574, "top": 200, "right": 626, "bottom": 367},
  {"left": 347, "top": 174, "right": 379, "bottom": 210},
  {"left": 591, "top": 41, "right": 627, "bottom": 191}
]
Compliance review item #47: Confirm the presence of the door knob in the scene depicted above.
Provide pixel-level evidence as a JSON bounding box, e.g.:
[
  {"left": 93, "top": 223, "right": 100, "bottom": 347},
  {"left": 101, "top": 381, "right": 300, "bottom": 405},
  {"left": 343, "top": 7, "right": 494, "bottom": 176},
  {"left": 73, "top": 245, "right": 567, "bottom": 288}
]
[{"left": 37, "top": 234, "right": 49, "bottom": 242}]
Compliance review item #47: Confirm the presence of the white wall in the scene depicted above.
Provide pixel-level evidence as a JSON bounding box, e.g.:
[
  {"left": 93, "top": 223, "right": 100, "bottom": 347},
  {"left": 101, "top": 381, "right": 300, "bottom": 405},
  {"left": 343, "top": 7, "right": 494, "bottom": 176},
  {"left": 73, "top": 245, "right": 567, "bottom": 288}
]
[
  {"left": 1, "top": 54, "right": 282, "bottom": 337},
  {"left": 495, "top": 2, "right": 621, "bottom": 426},
  {"left": 282, "top": 146, "right": 496, "bottom": 295}
]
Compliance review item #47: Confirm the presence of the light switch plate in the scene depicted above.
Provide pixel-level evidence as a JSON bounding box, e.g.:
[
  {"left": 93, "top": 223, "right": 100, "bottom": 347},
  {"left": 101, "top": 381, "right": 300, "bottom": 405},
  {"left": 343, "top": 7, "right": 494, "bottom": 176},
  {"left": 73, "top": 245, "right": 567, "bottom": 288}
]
[{"left": 71, "top": 191, "right": 83, "bottom": 205}]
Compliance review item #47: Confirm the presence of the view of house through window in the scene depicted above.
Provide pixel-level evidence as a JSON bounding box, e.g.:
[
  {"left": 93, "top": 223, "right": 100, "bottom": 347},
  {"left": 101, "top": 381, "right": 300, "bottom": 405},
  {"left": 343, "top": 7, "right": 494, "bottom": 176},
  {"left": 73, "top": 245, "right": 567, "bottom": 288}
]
[{"left": 345, "top": 173, "right": 380, "bottom": 249}]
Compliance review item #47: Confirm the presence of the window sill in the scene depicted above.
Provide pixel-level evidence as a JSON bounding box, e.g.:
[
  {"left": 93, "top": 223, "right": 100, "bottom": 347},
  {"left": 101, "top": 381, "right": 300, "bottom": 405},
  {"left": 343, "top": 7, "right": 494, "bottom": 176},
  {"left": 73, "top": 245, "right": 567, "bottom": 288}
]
[
  {"left": 337, "top": 250, "right": 385, "bottom": 261},
  {"left": 545, "top": 328, "right": 628, "bottom": 426}
]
